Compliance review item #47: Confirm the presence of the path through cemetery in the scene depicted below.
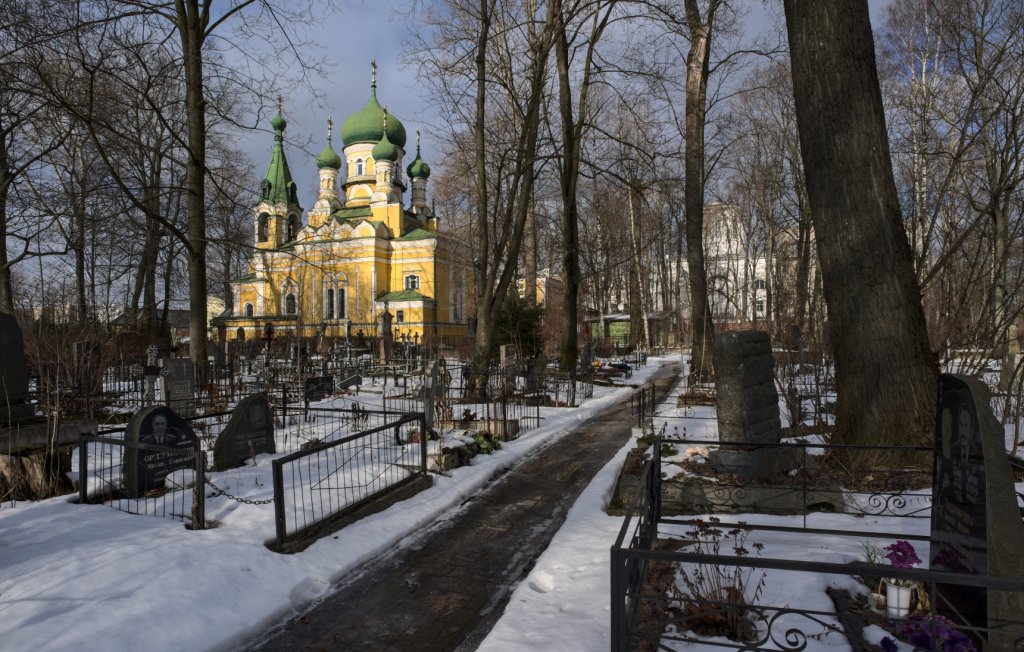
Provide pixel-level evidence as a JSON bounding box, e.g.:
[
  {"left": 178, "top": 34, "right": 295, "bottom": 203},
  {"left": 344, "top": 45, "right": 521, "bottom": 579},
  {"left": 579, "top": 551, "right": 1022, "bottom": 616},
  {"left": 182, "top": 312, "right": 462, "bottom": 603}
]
[{"left": 248, "top": 362, "right": 680, "bottom": 651}]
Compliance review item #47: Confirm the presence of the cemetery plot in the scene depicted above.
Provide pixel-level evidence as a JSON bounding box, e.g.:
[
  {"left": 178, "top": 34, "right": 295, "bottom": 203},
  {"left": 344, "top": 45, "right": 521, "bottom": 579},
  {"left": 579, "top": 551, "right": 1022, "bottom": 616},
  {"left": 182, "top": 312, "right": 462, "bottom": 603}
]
[{"left": 612, "top": 366, "right": 1024, "bottom": 652}]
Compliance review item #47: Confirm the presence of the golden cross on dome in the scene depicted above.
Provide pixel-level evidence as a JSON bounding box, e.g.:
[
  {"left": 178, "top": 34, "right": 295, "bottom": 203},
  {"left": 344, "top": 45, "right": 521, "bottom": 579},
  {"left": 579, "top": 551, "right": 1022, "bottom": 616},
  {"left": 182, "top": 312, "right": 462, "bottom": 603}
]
[
  {"left": 327, "top": 116, "right": 333, "bottom": 138},
  {"left": 276, "top": 94, "right": 282, "bottom": 113},
  {"left": 371, "top": 59, "right": 377, "bottom": 86}
]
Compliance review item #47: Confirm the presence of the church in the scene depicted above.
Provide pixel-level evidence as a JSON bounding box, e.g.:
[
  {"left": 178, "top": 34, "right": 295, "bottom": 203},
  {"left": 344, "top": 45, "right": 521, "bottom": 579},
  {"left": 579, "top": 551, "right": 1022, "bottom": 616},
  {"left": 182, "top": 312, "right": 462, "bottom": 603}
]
[{"left": 217, "top": 65, "right": 470, "bottom": 351}]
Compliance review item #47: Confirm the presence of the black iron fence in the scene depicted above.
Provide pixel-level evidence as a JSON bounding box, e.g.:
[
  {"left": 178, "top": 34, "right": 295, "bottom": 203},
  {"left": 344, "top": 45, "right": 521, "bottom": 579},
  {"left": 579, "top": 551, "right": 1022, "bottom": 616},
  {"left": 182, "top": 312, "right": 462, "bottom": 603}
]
[
  {"left": 611, "top": 441, "right": 1024, "bottom": 651},
  {"left": 271, "top": 410, "right": 426, "bottom": 548},
  {"left": 77, "top": 426, "right": 212, "bottom": 528}
]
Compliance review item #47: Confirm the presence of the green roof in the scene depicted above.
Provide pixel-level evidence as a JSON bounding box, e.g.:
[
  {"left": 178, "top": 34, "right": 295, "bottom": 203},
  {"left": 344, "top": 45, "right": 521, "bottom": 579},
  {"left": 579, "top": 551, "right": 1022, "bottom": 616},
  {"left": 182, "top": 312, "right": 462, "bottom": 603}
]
[
  {"left": 341, "top": 82, "right": 407, "bottom": 148},
  {"left": 260, "top": 112, "right": 299, "bottom": 206},
  {"left": 316, "top": 132, "right": 342, "bottom": 170},
  {"left": 377, "top": 289, "right": 431, "bottom": 302},
  {"left": 397, "top": 228, "right": 436, "bottom": 240},
  {"left": 407, "top": 138, "right": 430, "bottom": 179},
  {"left": 330, "top": 206, "right": 372, "bottom": 220},
  {"left": 231, "top": 273, "right": 259, "bottom": 283},
  {"left": 371, "top": 126, "right": 398, "bottom": 162}
]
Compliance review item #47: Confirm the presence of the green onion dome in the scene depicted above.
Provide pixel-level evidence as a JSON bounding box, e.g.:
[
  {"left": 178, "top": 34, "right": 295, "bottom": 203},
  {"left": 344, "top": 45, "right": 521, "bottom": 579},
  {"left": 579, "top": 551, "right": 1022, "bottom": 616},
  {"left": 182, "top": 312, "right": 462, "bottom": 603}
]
[
  {"left": 341, "top": 84, "right": 407, "bottom": 148},
  {"left": 407, "top": 147, "right": 430, "bottom": 180},
  {"left": 371, "top": 129, "right": 398, "bottom": 162},
  {"left": 316, "top": 122, "right": 342, "bottom": 170},
  {"left": 270, "top": 111, "right": 286, "bottom": 132}
]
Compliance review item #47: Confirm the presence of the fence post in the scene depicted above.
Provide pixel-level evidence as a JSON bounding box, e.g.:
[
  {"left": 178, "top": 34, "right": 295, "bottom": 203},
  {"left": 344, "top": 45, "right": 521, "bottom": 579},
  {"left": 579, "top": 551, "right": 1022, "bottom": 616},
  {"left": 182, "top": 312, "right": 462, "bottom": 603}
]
[
  {"left": 610, "top": 547, "right": 623, "bottom": 652},
  {"left": 78, "top": 433, "right": 89, "bottom": 504},
  {"left": 272, "top": 459, "right": 286, "bottom": 549},
  {"left": 419, "top": 413, "right": 428, "bottom": 475},
  {"left": 192, "top": 451, "right": 206, "bottom": 529}
]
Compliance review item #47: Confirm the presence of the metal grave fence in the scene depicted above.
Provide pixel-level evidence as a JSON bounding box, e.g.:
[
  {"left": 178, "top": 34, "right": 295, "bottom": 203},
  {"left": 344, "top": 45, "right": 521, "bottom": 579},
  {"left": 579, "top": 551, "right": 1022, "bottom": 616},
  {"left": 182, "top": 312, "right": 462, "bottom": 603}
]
[
  {"left": 271, "top": 408, "right": 427, "bottom": 548},
  {"left": 611, "top": 441, "right": 1024, "bottom": 651}
]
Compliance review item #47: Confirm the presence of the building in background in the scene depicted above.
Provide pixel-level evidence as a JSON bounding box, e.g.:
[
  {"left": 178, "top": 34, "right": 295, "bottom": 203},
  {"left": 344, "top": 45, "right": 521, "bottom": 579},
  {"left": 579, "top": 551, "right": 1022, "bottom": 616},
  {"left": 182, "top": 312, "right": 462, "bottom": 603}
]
[{"left": 217, "top": 65, "right": 470, "bottom": 351}]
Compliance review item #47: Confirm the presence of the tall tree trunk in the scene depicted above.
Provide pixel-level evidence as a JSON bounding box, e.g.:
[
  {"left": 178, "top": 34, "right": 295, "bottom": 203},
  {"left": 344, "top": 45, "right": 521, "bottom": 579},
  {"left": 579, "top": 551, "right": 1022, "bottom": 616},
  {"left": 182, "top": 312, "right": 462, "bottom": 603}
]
[
  {"left": 555, "top": 13, "right": 580, "bottom": 372},
  {"left": 684, "top": 0, "right": 718, "bottom": 382},
  {"left": 0, "top": 131, "right": 14, "bottom": 315},
  {"left": 785, "top": 0, "right": 938, "bottom": 448},
  {"left": 177, "top": 0, "right": 209, "bottom": 383}
]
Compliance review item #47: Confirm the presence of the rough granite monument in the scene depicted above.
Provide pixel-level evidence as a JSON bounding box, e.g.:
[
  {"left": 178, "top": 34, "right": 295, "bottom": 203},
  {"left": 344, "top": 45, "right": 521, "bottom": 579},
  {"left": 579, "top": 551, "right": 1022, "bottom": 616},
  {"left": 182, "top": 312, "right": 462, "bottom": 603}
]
[
  {"left": 709, "top": 330, "right": 784, "bottom": 480},
  {"left": 213, "top": 394, "right": 275, "bottom": 471}
]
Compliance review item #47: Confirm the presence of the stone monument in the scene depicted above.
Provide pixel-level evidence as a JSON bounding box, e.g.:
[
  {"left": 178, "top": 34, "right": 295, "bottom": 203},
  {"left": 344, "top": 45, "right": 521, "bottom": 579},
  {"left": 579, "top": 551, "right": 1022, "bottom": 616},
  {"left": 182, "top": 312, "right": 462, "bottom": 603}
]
[
  {"left": 160, "top": 357, "right": 196, "bottom": 417},
  {"left": 124, "top": 405, "right": 200, "bottom": 496},
  {"left": 708, "top": 330, "right": 784, "bottom": 480},
  {"left": 930, "top": 374, "right": 1024, "bottom": 649},
  {"left": 212, "top": 394, "right": 275, "bottom": 471}
]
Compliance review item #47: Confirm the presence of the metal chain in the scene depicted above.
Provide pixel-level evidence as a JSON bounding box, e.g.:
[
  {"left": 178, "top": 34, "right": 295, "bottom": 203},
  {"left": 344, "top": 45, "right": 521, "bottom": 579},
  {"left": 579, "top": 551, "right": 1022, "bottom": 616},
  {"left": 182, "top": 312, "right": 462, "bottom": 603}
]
[{"left": 205, "top": 479, "right": 274, "bottom": 505}]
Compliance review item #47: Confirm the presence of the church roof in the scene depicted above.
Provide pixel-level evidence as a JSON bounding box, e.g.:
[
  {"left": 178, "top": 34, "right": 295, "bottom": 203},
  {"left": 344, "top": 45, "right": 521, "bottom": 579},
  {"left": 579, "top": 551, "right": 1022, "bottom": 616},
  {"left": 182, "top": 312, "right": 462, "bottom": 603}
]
[
  {"left": 341, "top": 72, "right": 407, "bottom": 148},
  {"left": 331, "top": 206, "right": 372, "bottom": 221},
  {"left": 397, "top": 228, "right": 436, "bottom": 240},
  {"left": 260, "top": 111, "right": 299, "bottom": 206},
  {"left": 377, "top": 289, "right": 431, "bottom": 302},
  {"left": 316, "top": 124, "right": 342, "bottom": 170}
]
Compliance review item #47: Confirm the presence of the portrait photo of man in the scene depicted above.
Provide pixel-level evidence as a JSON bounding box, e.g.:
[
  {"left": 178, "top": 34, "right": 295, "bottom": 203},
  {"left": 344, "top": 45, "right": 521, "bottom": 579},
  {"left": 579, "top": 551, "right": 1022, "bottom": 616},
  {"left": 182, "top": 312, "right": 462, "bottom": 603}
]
[{"left": 141, "top": 411, "right": 184, "bottom": 447}]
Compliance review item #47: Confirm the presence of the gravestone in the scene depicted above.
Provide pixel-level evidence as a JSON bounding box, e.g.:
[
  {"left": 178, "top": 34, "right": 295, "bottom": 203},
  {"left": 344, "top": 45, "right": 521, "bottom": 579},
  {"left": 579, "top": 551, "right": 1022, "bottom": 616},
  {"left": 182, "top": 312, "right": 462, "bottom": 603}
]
[
  {"left": 708, "top": 330, "right": 784, "bottom": 480},
  {"left": 930, "top": 374, "right": 1024, "bottom": 649},
  {"left": 304, "top": 376, "right": 334, "bottom": 402},
  {"left": 0, "top": 313, "right": 33, "bottom": 425},
  {"left": 123, "top": 405, "right": 200, "bottom": 496},
  {"left": 212, "top": 394, "right": 275, "bottom": 471},
  {"left": 160, "top": 358, "right": 195, "bottom": 417}
]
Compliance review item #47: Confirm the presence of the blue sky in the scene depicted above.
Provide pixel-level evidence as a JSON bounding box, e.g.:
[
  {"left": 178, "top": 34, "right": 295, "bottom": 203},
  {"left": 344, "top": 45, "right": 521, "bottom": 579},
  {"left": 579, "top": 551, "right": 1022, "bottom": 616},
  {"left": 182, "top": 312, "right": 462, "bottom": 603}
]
[{"left": 237, "top": 0, "right": 892, "bottom": 209}]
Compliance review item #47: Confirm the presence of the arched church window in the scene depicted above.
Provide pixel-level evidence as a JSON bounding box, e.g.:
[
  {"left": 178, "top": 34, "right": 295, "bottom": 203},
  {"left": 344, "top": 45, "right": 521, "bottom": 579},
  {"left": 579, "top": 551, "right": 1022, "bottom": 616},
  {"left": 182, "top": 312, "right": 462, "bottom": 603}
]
[
  {"left": 325, "top": 288, "right": 334, "bottom": 319},
  {"left": 338, "top": 288, "right": 347, "bottom": 319},
  {"left": 244, "top": 303, "right": 254, "bottom": 317},
  {"left": 257, "top": 213, "right": 269, "bottom": 242},
  {"left": 287, "top": 215, "right": 299, "bottom": 241},
  {"left": 236, "top": 328, "right": 246, "bottom": 341},
  {"left": 285, "top": 293, "right": 297, "bottom": 315},
  {"left": 356, "top": 159, "right": 364, "bottom": 176},
  {"left": 405, "top": 275, "right": 420, "bottom": 291}
]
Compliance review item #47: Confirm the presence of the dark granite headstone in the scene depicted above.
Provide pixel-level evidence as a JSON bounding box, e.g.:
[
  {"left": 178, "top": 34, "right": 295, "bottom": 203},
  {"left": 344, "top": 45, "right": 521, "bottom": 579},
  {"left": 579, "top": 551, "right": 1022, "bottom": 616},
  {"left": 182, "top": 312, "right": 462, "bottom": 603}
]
[
  {"left": 160, "top": 358, "right": 195, "bottom": 417},
  {"left": 212, "top": 394, "right": 275, "bottom": 471},
  {"left": 930, "top": 374, "right": 1024, "bottom": 649},
  {"left": 304, "top": 376, "right": 334, "bottom": 402},
  {"left": 124, "top": 406, "right": 200, "bottom": 496},
  {"left": 709, "top": 330, "right": 784, "bottom": 480},
  {"left": 0, "top": 313, "right": 32, "bottom": 425}
]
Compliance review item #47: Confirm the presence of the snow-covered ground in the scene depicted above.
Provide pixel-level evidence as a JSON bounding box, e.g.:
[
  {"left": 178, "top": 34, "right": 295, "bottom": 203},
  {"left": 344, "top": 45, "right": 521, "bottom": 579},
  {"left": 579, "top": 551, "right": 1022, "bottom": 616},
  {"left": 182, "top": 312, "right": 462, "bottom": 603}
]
[
  {"left": 0, "top": 358, "right": 667, "bottom": 652},
  {"left": 3, "top": 356, "right": 1021, "bottom": 651}
]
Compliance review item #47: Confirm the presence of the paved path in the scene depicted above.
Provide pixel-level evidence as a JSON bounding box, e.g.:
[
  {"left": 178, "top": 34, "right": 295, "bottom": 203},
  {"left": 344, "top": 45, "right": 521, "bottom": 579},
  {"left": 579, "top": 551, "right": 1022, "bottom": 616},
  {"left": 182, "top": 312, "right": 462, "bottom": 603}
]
[{"left": 247, "top": 363, "right": 679, "bottom": 652}]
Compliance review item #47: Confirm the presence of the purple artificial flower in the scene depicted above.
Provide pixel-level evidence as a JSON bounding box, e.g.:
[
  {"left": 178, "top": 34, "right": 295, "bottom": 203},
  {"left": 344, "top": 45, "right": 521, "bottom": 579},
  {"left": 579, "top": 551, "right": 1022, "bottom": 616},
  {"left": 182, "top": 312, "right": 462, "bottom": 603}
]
[
  {"left": 880, "top": 636, "right": 898, "bottom": 652},
  {"left": 885, "top": 540, "right": 922, "bottom": 570},
  {"left": 897, "top": 615, "right": 977, "bottom": 652}
]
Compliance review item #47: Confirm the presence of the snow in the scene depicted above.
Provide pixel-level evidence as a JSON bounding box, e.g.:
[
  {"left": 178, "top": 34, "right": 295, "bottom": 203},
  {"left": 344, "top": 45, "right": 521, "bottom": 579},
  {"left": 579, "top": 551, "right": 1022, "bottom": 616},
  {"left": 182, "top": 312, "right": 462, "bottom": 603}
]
[
  {"left": 4, "top": 357, "right": 1020, "bottom": 651},
  {"left": 0, "top": 360, "right": 663, "bottom": 652}
]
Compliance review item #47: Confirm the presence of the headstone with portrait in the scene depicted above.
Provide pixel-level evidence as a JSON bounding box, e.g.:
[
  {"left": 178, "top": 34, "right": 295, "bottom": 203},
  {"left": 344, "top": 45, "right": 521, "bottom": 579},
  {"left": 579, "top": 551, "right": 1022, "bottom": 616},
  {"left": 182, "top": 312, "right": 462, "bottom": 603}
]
[
  {"left": 160, "top": 357, "right": 195, "bottom": 417},
  {"left": 930, "top": 374, "right": 1024, "bottom": 649},
  {"left": 212, "top": 394, "right": 275, "bottom": 471},
  {"left": 124, "top": 405, "right": 200, "bottom": 496}
]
